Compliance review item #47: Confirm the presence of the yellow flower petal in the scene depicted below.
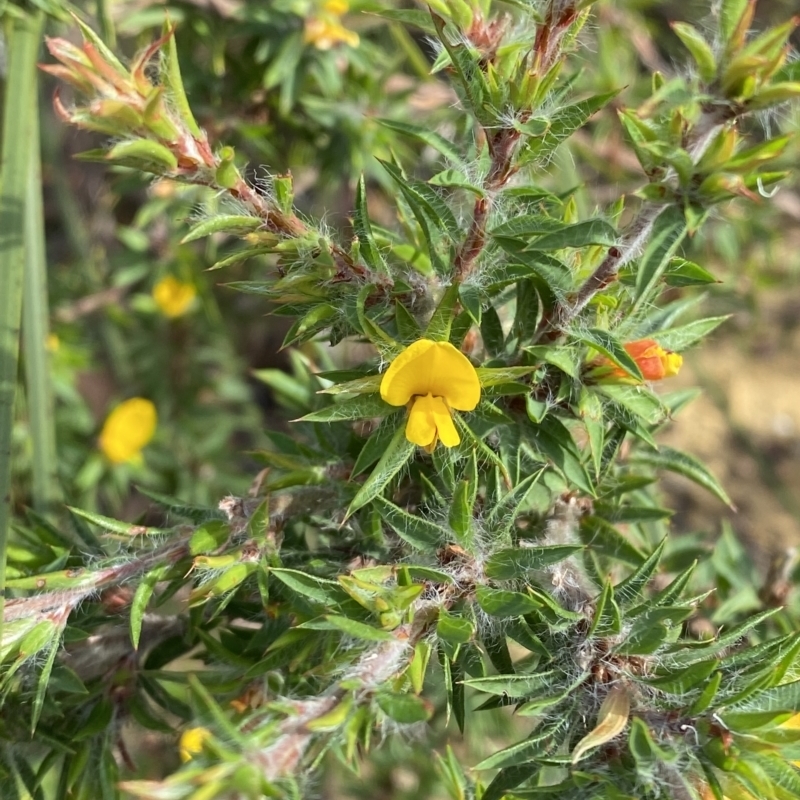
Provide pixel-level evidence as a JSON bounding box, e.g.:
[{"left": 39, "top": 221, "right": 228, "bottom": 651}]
[
  {"left": 304, "top": 17, "right": 359, "bottom": 49},
  {"left": 380, "top": 339, "right": 480, "bottom": 411},
  {"left": 406, "top": 394, "right": 461, "bottom": 450},
  {"left": 323, "top": 0, "right": 349, "bottom": 14},
  {"left": 153, "top": 276, "right": 197, "bottom": 319},
  {"left": 179, "top": 727, "right": 212, "bottom": 762},
  {"left": 662, "top": 351, "right": 683, "bottom": 377},
  {"left": 99, "top": 398, "right": 157, "bottom": 464},
  {"left": 405, "top": 394, "right": 437, "bottom": 448}
]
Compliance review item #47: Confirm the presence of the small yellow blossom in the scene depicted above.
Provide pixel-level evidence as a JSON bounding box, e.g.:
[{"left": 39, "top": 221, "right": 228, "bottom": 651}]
[
  {"left": 324, "top": 0, "right": 349, "bottom": 13},
  {"left": 380, "top": 339, "right": 480, "bottom": 452},
  {"left": 46, "top": 333, "right": 60, "bottom": 352},
  {"left": 99, "top": 398, "right": 157, "bottom": 464},
  {"left": 152, "top": 276, "right": 197, "bottom": 319},
  {"left": 304, "top": 0, "right": 359, "bottom": 50},
  {"left": 179, "top": 727, "right": 212, "bottom": 762}
]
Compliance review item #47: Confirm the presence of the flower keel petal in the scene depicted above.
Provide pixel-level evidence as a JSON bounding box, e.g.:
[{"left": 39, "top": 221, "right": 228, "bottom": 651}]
[{"left": 405, "top": 394, "right": 438, "bottom": 448}]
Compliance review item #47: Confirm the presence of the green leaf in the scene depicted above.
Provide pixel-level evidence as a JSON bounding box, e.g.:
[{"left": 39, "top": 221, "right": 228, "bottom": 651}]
[
  {"left": 377, "top": 118, "right": 461, "bottom": 162},
  {"left": 617, "top": 606, "right": 694, "bottom": 655},
  {"left": 429, "top": 13, "right": 493, "bottom": 126},
  {"left": 654, "top": 316, "right": 730, "bottom": 351},
  {"left": 181, "top": 215, "right": 261, "bottom": 244},
  {"left": 376, "top": 692, "right": 433, "bottom": 723},
  {"left": 136, "top": 487, "right": 225, "bottom": 524},
  {"left": 162, "top": 20, "right": 203, "bottom": 137},
  {"left": 430, "top": 168, "right": 485, "bottom": 197},
  {"left": 485, "top": 469, "right": 545, "bottom": 536},
  {"left": 437, "top": 610, "right": 474, "bottom": 644},
  {"left": 459, "top": 284, "right": 482, "bottom": 325},
  {"left": 318, "top": 374, "right": 382, "bottom": 396},
  {"left": 491, "top": 214, "right": 574, "bottom": 238},
  {"left": 588, "top": 580, "right": 622, "bottom": 637},
  {"left": 66, "top": 507, "right": 166, "bottom": 536},
  {"left": 631, "top": 446, "right": 733, "bottom": 507},
  {"left": 106, "top": 139, "right": 178, "bottom": 171},
  {"left": 31, "top": 636, "right": 61, "bottom": 732},
  {"left": 476, "top": 586, "right": 541, "bottom": 617},
  {"left": 578, "top": 329, "right": 643, "bottom": 381},
  {"left": 130, "top": 564, "right": 172, "bottom": 649},
  {"left": 480, "top": 306, "right": 505, "bottom": 356},
  {"left": 270, "top": 568, "right": 347, "bottom": 606},
  {"left": 671, "top": 22, "right": 717, "bottom": 82},
  {"left": 425, "top": 283, "right": 460, "bottom": 342},
  {"left": 528, "top": 417, "right": 595, "bottom": 496},
  {"left": 522, "top": 90, "right": 620, "bottom": 163},
  {"left": 353, "top": 175, "right": 387, "bottom": 273},
  {"left": 351, "top": 422, "right": 399, "bottom": 478},
  {"left": 632, "top": 205, "right": 689, "bottom": 312},
  {"left": 373, "top": 496, "right": 447, "bottom": 550},
  {"left": 485, "top": 545, "right": 583, "bottom": 580},
  {"left": 296, "top": 394, "right": 394, "bottom": 423},
  {"left": 664, "top": 258, "right": 718, "bottom": 287},
  {"left": 579, "top": 389, "right": 604, "bottom": 477},
  {"left": 597, "top": 385, "right": 667, "bottom": 426},
  {"left": 464, "top": 670, "right": 558, "bottom": 698},
  {"left": 613, "top": 539, "right": 666, "bottom": 607},
  {"left": 644, "top": 660, "right": 718, "bottom": 695},
  {"left": 481, "top": 766, "right": 540, "bottom": 800},
  {"left": 474, "top": 717, "right": 568, "bottom": 770},
  {"left": 449, "top": 480, "right": 474, "bottom": 551},
  {"left": 581, "top": 515, "right": 647, "bottom": 566},
  {"left": 525, "top": 219, "right": 618, "bottom": 251},
  {"left": 324, "top": 615, "right": 394, "bottom": 642}
]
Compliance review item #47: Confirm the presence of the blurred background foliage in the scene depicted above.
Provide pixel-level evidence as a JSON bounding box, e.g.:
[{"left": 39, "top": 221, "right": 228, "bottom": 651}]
[
  {"left": 21, "top": 0, "right": 800, "bottom": 557},
  {"left": 5, "top": 0, "right": 800, "bottom": 793}
]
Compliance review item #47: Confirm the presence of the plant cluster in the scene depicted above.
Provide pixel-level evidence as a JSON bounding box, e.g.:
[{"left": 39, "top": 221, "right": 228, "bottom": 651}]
[{"left": 2, "top": 0, "right": 800, "bottom": 799}]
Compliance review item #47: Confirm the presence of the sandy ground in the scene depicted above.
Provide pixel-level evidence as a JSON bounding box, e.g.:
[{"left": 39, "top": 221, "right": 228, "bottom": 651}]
[{"left": 661, "top": 293, "right": 800, "bottom": 572}]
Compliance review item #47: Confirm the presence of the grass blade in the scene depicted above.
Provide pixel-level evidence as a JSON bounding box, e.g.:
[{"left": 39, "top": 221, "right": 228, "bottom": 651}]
[
  {"left": 23, "top": 99, "right": 61, "bottom": 513},
  {"left": 0, "top": 10, "right": 45, "bottom": 638}
]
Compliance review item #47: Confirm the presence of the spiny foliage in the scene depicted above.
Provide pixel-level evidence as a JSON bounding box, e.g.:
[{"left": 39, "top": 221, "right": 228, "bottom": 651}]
[{"left": 3, "top": 0, "right": 800, "bottom": 798}]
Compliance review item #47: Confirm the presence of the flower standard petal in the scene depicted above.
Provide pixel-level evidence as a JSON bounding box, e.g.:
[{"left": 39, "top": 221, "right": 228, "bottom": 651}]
[
  {"left": 380, "top": 339, "right": 480, "bottom": 410},
  {"left": 428, "top": 342, "right": 481, "bottom": 411},
  {"left": 405, "top": 394, "right": 438, "bottom": 448},
  {"left": 380, "top": 339, "right": 437, "bottom": 406}
]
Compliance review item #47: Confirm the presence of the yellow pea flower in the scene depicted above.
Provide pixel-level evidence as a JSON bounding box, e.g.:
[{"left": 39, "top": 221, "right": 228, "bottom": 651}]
[
  {"left": 380, "top": 339, "right": 480, "bottom": 453},
  {"left": 152, "top": 276, "right": 197, "bottom": 318},
  {"left": 98, "top": 398, "right": 157, "bottom": 464},
  {"left": 178, "top": 727, "right": 212, "bottom": 762},
  {"left": 304, "top": 0, "right": 359, "bottom": 50}
]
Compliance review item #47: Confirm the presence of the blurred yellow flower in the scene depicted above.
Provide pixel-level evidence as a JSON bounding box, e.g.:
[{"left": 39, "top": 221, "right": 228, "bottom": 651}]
[
  {"left": 46, "top": 333, "right": 60, "bottom": 352},
  {"left": 99, "top": 398, "right": 157, "bottom": 464},
  {"left": 179, "top": 727, "right": 212, "bottom": 762},
  {"left": 153, "top": 276, "right": 197, "bottom": 318},
  {"left": 304, "top": 0, "right": 359, "bottom": 50},
  {"left": 380, "top": 339, "right": 480, "bottom": 452}
]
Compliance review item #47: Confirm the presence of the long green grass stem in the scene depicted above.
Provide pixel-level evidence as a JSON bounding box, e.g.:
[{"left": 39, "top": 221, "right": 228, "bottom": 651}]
[
  {"left": 23, "top": 103, "right": 61, "bottom": 514},
  {"left": 0, "top": 10, "right": 45, "bottom": 640}
]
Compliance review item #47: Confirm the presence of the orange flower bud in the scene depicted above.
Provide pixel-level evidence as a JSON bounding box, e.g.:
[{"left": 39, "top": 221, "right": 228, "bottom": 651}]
[{"left": 592, "top": 339, "right": 682, "bottom": 383}]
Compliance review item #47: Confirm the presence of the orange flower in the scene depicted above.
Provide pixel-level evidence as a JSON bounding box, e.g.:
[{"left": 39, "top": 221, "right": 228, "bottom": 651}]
[{"left": 594, "top": 339, "right": 682, "bottom": 382}]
